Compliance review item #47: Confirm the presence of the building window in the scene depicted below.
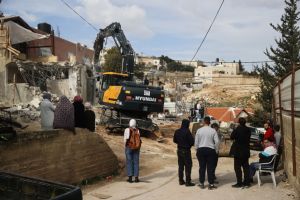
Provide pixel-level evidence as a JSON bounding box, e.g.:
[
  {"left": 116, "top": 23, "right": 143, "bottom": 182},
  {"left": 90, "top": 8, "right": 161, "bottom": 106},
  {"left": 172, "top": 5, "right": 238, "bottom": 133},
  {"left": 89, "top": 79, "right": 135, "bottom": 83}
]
[{"left": 39, "top": 47, "right": 52, "bottom": 57}]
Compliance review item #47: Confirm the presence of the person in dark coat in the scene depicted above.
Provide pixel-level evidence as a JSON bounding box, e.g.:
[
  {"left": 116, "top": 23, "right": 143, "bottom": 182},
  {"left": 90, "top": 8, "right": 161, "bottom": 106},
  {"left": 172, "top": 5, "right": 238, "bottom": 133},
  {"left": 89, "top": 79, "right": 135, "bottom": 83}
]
[
  {"left": 173, "top": 119, "right": 195, "bottom": 186},
  {"left": 73, "top": 95, "right": 85, "bottom": 128},
  {"left": 144, "top": 76, "right": 149, "bottom": 85},
  {"left": 230, "top": 117, "right": 251, "bottom": 188},
  {"left": 84, "top": 102, "right": 96, "bottom": 132}
]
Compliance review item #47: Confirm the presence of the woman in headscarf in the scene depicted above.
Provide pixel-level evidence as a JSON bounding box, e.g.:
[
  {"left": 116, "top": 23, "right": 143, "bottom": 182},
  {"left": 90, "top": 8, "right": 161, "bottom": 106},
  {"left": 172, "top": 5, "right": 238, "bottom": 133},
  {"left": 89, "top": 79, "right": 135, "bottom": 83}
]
[
  {"left": 84, "top": 102, "right": 96, "bottom": 132},
  {"left": 73, "top": 95, "right": 85, "bottom": 128},
  {"left": 40, "top": 92, "right": 55, "bottom": 130},
  {"left": 53, "top": 95, "right": 75, "bottom": 131}
]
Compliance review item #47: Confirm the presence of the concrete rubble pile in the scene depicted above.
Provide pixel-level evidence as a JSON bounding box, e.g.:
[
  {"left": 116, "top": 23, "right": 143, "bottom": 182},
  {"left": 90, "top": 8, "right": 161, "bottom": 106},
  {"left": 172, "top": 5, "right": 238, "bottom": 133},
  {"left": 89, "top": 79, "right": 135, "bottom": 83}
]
[{"left": 2, "top": 91, "right": 61, "bottom": 127}]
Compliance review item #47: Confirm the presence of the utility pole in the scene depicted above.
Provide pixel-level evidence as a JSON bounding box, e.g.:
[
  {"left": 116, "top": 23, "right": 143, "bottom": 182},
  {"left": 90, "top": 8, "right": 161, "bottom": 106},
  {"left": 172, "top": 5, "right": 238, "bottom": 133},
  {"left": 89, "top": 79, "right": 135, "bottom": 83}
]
[{"left": 0, "top": 0, "right": 3, "bottom": 17}]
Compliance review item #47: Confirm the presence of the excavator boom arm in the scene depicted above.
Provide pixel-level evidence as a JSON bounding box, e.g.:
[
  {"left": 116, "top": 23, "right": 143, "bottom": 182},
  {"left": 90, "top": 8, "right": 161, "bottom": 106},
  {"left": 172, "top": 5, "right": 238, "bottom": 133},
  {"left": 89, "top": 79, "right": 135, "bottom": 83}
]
[{"left": 93, "top": 22, "right": 135, "bottom": 75}]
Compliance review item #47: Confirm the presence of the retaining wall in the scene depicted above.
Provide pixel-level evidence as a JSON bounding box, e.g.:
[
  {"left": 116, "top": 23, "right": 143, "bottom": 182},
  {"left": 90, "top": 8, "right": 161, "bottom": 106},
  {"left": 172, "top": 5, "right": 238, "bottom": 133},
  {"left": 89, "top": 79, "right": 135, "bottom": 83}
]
[{"left": 0, "top": 128, "right": 118, "bottom": 184}]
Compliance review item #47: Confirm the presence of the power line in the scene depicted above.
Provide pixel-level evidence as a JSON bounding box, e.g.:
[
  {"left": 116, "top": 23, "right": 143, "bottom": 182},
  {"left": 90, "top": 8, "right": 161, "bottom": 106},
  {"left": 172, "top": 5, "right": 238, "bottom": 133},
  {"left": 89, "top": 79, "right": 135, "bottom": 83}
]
[
  {"left": 190, "top": 0, "right": 225, "bottom": 64},
  {"left": 200, "top": 60, "right": 274, "bottom": 64},
  {"left": 60, "top": 0, "right": 98, "bottom": 31}
]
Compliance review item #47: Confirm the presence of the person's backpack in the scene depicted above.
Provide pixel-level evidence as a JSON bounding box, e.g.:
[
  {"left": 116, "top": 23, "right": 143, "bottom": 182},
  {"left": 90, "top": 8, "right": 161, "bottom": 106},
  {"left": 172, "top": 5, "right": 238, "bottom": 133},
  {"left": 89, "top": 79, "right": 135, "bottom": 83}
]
[{"left": 128, "top": 128, "right": 141, "bottom": 150}]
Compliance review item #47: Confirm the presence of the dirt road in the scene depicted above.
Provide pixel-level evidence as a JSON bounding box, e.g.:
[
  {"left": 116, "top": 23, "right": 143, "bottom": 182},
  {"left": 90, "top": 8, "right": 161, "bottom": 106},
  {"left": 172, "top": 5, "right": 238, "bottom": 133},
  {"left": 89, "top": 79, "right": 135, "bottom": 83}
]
[{"left": 82, "top": 125, "right": 298, "bottom": 200}]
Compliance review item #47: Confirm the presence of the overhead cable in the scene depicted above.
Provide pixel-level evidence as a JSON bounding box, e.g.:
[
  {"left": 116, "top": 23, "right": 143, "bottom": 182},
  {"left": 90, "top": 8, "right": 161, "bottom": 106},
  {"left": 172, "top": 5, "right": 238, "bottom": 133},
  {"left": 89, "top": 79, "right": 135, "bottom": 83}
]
[
  {"left": 189, "top": 0, "right": 225, "bottom": 64},
  {"left": 60, "top": 0, "right": 98, "bottom": 31},
  {"left": 200, "top": 60, "right": 274, "bottom": 64}
]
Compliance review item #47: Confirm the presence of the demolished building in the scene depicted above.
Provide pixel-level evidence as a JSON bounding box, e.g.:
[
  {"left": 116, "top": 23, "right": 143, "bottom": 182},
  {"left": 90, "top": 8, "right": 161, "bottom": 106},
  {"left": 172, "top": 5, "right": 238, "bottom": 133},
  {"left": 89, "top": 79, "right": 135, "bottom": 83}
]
[{"left": 0, "top": 15, "right": 95, "bottom": 106}]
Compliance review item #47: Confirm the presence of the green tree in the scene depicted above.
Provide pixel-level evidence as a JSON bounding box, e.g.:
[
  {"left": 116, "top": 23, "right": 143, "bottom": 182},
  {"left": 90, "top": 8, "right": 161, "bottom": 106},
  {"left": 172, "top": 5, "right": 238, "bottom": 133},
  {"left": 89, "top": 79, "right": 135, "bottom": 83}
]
[
  {"left": 254, "top": 64, "right": 277, "bottom": 112},
  {"left": 103, "top": 47, "right": 122, "bottom": 72},
  {"left": 238, "top": 60, "right": 245, "bottom": 73},
  {"left": 167, "top": 61, "right": 194, "bottom": 72},
  {"left": 167, "top": 61, "right": 180, "bottom": 71},
  {"left": 159, "top": 55, "right": 173, "bottom": 65},
  {"left": 248, "top": 109, "right": 269, "bottom": 127},
  {"left": 257, "top": 0, "right": 300, "bottom": 112},
  {"left": 104, "top": 47, "right": 145, "bottom": 79},
  {"left": 134, "top": 62, "right": 146, "bottom": 79},
  {"left": 265, "top": 0, "right": 300, "bottom": 78},
  {"left": 159, "top": 55, "right": 194, "bottom": 72}
]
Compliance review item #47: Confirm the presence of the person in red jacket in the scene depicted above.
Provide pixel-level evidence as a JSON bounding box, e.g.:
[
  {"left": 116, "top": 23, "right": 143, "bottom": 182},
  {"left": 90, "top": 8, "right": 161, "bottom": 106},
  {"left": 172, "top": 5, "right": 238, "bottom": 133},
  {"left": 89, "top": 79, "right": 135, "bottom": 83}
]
[{"left": 263, "top": 122, "right": 275, "bottom": 142}]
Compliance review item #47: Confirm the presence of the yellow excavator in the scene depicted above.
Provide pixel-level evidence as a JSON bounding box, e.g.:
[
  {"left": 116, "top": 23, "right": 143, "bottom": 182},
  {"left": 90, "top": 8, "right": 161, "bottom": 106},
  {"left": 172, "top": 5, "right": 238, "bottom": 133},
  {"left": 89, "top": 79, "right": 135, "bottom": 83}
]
[{"left": 93, "top": 22, "right": 164, "bottom": 132}]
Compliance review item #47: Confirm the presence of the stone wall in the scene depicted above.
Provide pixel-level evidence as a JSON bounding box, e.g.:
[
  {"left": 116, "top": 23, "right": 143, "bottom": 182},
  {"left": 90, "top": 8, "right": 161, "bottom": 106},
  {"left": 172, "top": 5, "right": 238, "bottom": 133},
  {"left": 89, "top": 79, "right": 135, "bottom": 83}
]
[
  {"left": 211, "top": 76, "right": 259, "bottom": 86},
  {"left": 5, "top": 83, "right": 40, "bottom": 105},
  {"left": 46, "top": 65, "right": 93, "bottom": 102},
  {"left": 46, "top": 79, "right": 74, "bottom": 98},
  {"left": 0, "top": 128, "right": 118, "bottom": 184},
  {"left": 195, "top": 75, "right": 260, "bottom": 85}
]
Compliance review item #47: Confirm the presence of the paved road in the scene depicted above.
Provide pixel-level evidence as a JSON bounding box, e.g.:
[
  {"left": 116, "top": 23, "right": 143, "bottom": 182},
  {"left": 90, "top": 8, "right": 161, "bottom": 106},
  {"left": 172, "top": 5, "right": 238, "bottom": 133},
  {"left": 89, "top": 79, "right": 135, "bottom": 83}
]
[{"left": 83, "top": 158, "right": 298, "bottom": 200}]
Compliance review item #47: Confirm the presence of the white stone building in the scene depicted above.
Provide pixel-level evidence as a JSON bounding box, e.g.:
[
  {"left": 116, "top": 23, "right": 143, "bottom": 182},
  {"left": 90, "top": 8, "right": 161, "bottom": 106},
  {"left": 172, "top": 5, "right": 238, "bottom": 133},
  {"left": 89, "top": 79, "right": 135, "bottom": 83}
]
[
  {"left": 194, "top": 61, "right": 240, "bottom": 84},
  {"left": 178, "top": 60, "right": 201, "bottom": 68},
  {"left": 136, "top": 56, "right": 161, "bottom": 69}
]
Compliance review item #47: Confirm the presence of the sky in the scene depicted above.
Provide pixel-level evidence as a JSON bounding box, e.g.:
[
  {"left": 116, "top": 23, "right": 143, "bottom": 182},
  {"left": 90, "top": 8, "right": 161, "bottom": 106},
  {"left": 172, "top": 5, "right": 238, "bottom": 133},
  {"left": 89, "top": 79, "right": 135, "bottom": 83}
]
[{"left": 0, "top": 0, "right": 296, "bottom": 70}]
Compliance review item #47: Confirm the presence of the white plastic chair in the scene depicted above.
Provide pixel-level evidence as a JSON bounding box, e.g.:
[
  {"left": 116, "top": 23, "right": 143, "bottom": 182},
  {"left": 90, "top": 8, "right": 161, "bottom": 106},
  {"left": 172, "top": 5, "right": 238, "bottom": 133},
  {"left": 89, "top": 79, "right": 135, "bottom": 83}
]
[{"left": 256, "top": 154, "right": 278, "bottom": 188}]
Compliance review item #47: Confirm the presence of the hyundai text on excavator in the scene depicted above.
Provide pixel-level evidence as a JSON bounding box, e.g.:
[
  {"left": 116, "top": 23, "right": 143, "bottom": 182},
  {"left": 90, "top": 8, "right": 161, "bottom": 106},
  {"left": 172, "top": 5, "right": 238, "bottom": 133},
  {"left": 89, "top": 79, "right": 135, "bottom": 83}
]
[{"left": 93, "top": 22, "right": 164, "bottom": 132}]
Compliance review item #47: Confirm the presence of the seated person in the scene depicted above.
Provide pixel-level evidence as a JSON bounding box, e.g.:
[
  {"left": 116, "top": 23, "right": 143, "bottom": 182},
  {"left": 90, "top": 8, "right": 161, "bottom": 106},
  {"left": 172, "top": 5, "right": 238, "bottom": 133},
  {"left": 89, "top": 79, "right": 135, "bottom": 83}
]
[
  {"left": 263, "top": 122, "right": 275, "bottom": 142},
  {"left": 249, "top": 139, "right": 277, "bottom": 182}
]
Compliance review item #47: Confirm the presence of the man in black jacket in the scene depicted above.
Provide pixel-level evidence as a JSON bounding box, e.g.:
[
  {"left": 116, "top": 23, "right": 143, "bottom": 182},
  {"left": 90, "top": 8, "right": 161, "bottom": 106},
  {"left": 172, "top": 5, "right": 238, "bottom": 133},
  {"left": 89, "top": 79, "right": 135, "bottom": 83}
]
[
  {"left": 173, "top": 119, "right": 195, "bottom": 186},
  {"left": 230, "top": 117, "right": 251, "bottom": 188}
]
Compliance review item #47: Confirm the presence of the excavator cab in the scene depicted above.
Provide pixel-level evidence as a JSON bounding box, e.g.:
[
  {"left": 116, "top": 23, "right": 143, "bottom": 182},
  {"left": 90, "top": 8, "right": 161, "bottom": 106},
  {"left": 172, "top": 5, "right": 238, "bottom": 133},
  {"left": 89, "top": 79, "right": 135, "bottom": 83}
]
[
  {"left": 100, "top": 72, "right": 129, "bottom": 90},
  {"left": 98, "top": 72, "right": 130, "bottom": 105}
]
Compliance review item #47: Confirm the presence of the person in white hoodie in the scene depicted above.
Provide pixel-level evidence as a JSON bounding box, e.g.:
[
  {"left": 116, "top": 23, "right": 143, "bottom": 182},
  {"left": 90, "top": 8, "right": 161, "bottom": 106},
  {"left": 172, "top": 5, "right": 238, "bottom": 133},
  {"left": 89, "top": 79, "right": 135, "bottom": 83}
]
[
  {"left": 249, "top": 139, "right": 277, "bottom": 182},
  {"left": 124, "top": 119, "right": 141, "bottom": 183}
]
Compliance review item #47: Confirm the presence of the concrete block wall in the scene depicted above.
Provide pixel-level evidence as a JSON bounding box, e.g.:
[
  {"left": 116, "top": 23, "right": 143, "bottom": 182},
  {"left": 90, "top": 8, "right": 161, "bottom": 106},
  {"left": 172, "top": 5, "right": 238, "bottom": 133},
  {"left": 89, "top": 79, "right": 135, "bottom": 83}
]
[
  {"left": 211, "top": 76, "right": 260, "bottom": 86},
  {"left": 0, "top": 128, "right": 118, "bottom": 184}
]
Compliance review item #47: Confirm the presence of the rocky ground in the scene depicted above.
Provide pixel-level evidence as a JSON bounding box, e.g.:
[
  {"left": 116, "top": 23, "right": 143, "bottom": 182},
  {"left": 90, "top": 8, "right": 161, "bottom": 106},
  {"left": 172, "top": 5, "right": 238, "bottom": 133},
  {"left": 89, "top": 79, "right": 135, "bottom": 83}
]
[{"left": 183, "top": 84, "right": 260, "bottom": 107}]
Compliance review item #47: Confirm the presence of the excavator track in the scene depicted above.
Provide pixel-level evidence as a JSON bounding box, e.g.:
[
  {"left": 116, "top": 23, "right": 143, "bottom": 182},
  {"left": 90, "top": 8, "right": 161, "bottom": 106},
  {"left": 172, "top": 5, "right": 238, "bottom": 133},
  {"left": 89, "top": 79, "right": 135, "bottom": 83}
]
[{"left": 99, "top": 106, "right": 159, "bottom": 133}]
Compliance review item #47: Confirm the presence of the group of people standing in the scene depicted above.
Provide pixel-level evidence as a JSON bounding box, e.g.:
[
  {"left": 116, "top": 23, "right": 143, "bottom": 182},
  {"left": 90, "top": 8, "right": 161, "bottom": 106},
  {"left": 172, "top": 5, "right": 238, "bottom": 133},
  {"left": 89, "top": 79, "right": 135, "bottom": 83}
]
[
  {"left": 173, "top": 117, "right": 282, "bottom": 190},
  {"left": 173, "top": 116, "right": 220, "bottom": 190},
  {"left": 40, "top": 93, "right": 95, "bottom": 132}
]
